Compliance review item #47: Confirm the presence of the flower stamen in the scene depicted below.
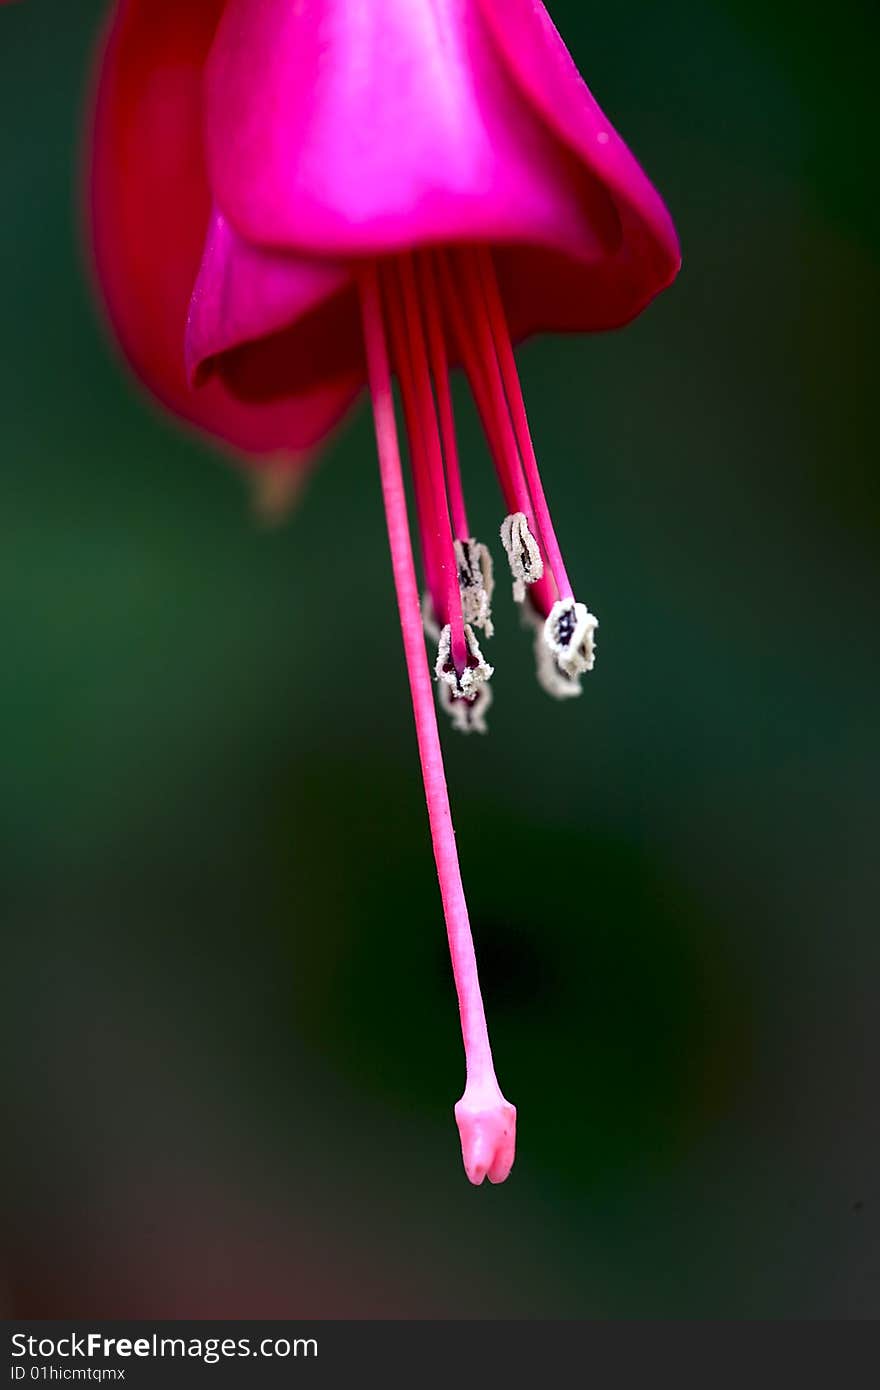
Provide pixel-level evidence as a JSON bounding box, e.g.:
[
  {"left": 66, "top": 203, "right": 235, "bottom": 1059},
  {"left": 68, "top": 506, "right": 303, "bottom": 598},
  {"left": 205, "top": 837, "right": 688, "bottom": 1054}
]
[
  {"left": 415, "top": 252, "right": 496, "bottom": 644},
  {"left": 544, "top": 596, "right": 598, "bottom": 679},
  {"left": 500, "top": 511, "right": 544, "bottom": 604},
  {"left": 440, "top": 680, "right": 493, "bottom": 735},
  {"left": 395, "top": 257, "right": 469, "bottom": 676},
  {"left": 417, "top": 252, "right": 470, "bottom": 543},
  {"left": 439, "top": 251, "right": 532, "bottom": 520},
  {"left": 382, "top": 266, "right": 445, "bottom": 629},
  {"left": 454, "top": 537, "right": 495, "bottom": 636},
  {"left": 476, "top": 247, "right": 574, "bottom": 602},
  {"left": 435, "top": 622, "right": 493, "bottom": 701},
  {"left": 446, "top": 249, "right": 560, "bottom": 612}
]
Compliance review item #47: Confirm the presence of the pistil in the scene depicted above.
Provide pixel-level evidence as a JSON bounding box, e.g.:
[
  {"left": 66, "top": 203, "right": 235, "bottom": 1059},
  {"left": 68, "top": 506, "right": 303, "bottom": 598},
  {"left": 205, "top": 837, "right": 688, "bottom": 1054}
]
[{"left": 360, "top": 262, "right": 515, "bottom": 1186}]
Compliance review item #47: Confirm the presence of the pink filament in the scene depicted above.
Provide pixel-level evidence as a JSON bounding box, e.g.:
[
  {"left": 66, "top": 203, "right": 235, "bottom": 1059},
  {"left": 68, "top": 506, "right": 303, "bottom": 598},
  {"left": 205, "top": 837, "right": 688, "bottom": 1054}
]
[
  {"left": 476, "top": 248, "right": 573, "bottom": 601},
  {"left": 442, "top": 249, "right": 558, "bottom": 616},
  {"left": 397, "top": 257, "right": 467, "bottom": 673},
  {"left": 436, "top": 250, "right": 529, "bottom": 520},
  {"left": 380, "top": 265, "right": 444, "bottom": 626},
  {"left": 417, "top": 253, "right": 470, "bottom": 542},
  {"left": 359, "top": 263, "right": 498, "bottom": 1089}
]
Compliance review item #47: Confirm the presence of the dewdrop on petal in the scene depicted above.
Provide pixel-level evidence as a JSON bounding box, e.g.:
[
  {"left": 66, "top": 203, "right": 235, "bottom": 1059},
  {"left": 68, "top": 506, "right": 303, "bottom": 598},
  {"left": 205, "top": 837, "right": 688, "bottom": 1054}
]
[
  {"left": 500, "top": 512, "right": 543, "bottom": 603},
  {"left": 543, "top": 597, "right": 598, "bottom": 680}
]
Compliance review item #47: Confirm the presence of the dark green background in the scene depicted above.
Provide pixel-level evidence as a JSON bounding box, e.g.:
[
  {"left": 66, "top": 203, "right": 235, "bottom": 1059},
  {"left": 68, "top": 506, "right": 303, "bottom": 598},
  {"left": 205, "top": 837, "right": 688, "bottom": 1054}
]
[{"left": 1, "top": 1, "right": 877, "bottom": 1318}]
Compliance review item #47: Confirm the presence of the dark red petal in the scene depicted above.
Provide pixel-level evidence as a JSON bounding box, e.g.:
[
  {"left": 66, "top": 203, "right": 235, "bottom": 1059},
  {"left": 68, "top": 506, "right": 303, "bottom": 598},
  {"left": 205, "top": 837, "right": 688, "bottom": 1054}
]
[{"left": 87, "top": 0, "right": 354, "bottom": 460}]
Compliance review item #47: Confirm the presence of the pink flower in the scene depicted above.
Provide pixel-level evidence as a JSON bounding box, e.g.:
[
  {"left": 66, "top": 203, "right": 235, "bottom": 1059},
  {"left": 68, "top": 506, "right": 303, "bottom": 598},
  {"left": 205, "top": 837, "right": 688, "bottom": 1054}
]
[{"left": 87, "top": 0, "right": 680, "bottom": 1184}]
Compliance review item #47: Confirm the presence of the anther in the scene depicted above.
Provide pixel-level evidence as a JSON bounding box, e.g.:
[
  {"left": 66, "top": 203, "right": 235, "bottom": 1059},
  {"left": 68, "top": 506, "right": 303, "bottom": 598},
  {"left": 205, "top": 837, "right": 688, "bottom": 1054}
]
[
  {"left": 520, "top": 600, "right": 583, "bottom": 699},
  {"left": 500, "top": 513, "right": 544, "bottom": 603},
  {"left": 543, "top": 597, "right": 598, "bottom": 679},
  {"left": 440, "top": 680, "right": 493, "bottom": 735},
  {"left": 454, "top": 538, "right": 495, "bottom": 636},
  {"left": 435, "top": 623, "right": 494, "bottom": 701},
  {"left": 534, "top": 638, "right": 585, "bottom": 700}
]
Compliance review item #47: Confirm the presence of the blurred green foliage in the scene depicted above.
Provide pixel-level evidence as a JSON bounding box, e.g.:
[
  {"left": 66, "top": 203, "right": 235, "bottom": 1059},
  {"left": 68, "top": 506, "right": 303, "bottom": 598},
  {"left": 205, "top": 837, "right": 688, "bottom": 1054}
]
[{"left": 1, "top": 0, "right": 877, "bottom": 1317}]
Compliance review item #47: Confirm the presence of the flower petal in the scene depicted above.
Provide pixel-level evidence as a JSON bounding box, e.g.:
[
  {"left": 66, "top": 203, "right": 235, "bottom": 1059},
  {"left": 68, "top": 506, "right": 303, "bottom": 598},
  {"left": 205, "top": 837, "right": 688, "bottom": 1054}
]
[
  {"left": 186, "top": 208, "right": 363, "bottom": 415},
  {"left": 87, "top": 0, "right": 355, "bottom": 459},
  {"left": 204, "top": 0, "right": 621, "bottom": 266},
  {"left": 186, "top": 212, "right": 350, "bottom": 383},
  {"left": 478, "top": 0, "right": 681, "bottom": 332}
]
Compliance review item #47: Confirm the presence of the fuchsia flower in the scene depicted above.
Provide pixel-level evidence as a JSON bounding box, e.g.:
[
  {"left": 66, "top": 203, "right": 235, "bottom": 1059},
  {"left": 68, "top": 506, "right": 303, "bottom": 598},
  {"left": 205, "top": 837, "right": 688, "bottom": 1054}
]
[{"left": 87, "top": 0, "right": 679, "bottom": 1184}]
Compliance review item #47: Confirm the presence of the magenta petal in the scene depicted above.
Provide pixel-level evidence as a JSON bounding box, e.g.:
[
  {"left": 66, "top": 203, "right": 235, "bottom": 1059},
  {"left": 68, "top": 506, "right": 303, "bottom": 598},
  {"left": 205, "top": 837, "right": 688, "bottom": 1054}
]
[
  {"left": 204, "top": 0, "right": 621, "bottom": 265},
  {"left": 478, "top": 0, "right": 680, "bottom": 327},
  {"left": 186, "top": 208, "right": 352, "bottom": 384}
]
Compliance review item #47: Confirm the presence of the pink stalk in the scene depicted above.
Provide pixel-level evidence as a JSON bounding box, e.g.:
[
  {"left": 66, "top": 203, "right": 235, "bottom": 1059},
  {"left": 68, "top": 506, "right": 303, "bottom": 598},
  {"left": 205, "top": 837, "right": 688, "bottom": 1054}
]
[
  {"left": 476, "top": 247, "right": 573, "bottom": 601},
  {"left": 417, "top": 252, "right": 470, "bottom": 541},
  {"left": 381, "top": 265, "right": 444, "bottom": 626},
  {"left": 397, "top": 257, "right": 467, "bottom": 674},
  {"left": 359, "top": 263, "right": 516, "bottom": 1186},
  {"left": 444, "top": 249, "right": 558, "bottom": 615},
  {"left": 436, "top": 251, "right": 530, "bottom": 522}
]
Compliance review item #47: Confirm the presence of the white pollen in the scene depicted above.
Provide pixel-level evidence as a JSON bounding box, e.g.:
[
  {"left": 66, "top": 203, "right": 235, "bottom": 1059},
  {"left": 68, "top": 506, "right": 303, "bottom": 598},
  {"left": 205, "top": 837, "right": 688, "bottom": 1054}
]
[
  {"left": 434, "top": 623, "right": 494, "bottom": 702},
  {"left": 543, "top": 597, "right": 599, "bottom": 681},
  {"left": 439, "top": 679, "right": 493, "bottom": 735},
  {"left": 500, "top": 513, "right": 544, "bottom": 603},
  {"left": 520, "top": 599, "right": 585, "bottom": 699},
  {"left": 454, "top": 538, "right": 495, "bottom": 636}
]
